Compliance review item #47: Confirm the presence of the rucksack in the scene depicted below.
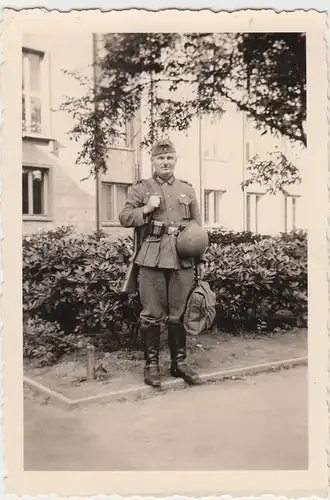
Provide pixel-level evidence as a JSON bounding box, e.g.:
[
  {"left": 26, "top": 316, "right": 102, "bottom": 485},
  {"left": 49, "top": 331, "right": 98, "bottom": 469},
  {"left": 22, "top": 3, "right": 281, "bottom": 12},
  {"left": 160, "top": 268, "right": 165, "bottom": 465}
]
[{"left": 183, "top": 280, "right": 216, "bottom": 336}]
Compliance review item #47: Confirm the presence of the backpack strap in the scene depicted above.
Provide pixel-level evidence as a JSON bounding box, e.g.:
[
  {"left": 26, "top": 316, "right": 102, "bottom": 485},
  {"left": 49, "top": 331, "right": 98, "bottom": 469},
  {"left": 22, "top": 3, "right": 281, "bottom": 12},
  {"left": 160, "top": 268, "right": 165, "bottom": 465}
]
[
  {"left": 131, "top": 179, "right": 156, "bottom": 252},
  {"left": 141, "top": 178, "right": 156, "bottom": 195},
  {"left": 180, "top": 179, "right": 193, "bottom": 187}
]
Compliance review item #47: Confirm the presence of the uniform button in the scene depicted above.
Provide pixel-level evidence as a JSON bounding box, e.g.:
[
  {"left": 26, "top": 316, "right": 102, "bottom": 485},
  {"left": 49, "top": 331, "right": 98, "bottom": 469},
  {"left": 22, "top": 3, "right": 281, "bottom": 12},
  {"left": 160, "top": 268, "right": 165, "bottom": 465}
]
[{"left": 169, "top": 208, "right": 173, "bottom": 211}]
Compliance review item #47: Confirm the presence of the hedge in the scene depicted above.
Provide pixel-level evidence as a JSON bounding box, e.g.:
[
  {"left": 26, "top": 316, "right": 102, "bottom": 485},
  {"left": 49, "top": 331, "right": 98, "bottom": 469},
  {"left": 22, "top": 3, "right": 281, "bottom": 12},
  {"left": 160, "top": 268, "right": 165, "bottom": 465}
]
[{"left": 23, "top": 226, "right": 307, "bottom": 365}]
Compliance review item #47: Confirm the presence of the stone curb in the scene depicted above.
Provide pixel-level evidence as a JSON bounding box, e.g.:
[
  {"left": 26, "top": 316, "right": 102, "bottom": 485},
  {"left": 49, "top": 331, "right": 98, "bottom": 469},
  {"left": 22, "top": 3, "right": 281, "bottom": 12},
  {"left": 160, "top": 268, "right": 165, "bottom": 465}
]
[
  {"left": 23, "top": 377, "right": 74, "bottom": 409},
  {"left": 24, "top": 355, "right": 307, "bottom": 410}
]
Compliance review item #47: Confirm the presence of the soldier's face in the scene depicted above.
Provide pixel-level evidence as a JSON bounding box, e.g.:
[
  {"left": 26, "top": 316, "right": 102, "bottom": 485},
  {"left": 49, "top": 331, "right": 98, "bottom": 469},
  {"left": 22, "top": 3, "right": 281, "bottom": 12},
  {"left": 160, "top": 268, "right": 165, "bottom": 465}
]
[{"left": 152, "top": 153, "right": 177, "bottom": 179}]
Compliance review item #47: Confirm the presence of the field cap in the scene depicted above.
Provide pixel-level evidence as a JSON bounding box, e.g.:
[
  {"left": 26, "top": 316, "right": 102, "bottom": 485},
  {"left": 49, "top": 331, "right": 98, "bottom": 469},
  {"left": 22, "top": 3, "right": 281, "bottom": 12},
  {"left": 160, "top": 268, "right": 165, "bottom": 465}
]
[{"left": 151, "top": 139, "right": 176, "bottom": 157}]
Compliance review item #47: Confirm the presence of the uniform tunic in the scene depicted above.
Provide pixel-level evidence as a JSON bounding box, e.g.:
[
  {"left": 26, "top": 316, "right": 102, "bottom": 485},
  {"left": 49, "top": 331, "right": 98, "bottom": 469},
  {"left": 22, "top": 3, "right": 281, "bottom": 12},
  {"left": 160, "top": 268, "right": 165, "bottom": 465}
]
[
  {"left": 119, "top": 172, "right": 205, "bottom": 326},
  {"left": 119, "top": 173, "right": 205, "bottom": 269}
]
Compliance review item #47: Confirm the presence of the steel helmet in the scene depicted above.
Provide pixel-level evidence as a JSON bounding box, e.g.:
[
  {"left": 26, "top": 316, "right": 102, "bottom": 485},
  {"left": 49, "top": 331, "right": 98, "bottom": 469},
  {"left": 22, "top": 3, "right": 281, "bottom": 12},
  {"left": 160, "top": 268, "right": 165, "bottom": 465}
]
[{"left": 176, "top": 220, "right": 209, "bottom": 259}]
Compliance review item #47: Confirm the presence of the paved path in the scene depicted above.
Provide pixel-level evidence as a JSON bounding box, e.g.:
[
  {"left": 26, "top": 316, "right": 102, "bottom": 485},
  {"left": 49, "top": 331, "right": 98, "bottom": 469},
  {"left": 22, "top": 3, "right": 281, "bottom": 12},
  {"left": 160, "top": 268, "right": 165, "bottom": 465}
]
[{"left": 24, "top": 366, "right": 308, "bottom": 471}]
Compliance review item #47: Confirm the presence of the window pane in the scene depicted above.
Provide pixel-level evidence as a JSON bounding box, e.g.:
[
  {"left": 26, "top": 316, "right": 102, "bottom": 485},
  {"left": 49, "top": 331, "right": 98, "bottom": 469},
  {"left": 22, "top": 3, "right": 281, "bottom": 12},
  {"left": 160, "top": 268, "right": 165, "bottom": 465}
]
[
  {"left": 29, "top": 52, "right": 41, "bottom": 93},
  {"left": 22, "top": 53, "right": 26, "bottom": 91},
  {"left": 245, "top": 142, "right": 250, "bottom": 162},
  {"left": 22, "top": 94, "right": 27, "bottom": 132},
  {"left": 32, "top": 169, "right": 45, "bottom": 215},
  {"left": 113, "top": 123, "right": 127, "bottom": 146},
  {"left": 22, "top": 169, "right": 29, "bottom": 215},
  {"left": 292, "top": 197, "right": 297, "bottom": 230},
  {"left": 102, "top": 183, "right": 114, "bottom": 221},
  {"left": 30, "top": 97, "right": 42, "bottom": 133},
  {"left": 284, "top": 196, "right": 288, "bottom": 232},
  {"left": 23, "top": 167, "right": 47, "bottom": 216},
  {"left": 116, "top": 185, "right": 129, "bottom": 216},
  {"left": 214, "top": 192, "right": 220, "bottom": 224},
  {"left": 246, "top": 195, "right": 251, "bottom": 231},
  {"left": 255, "top": 196, "right": 260, "bottom": 234},
  {"left": 204, "top": 191, "right": 210, "bottom": 224}
]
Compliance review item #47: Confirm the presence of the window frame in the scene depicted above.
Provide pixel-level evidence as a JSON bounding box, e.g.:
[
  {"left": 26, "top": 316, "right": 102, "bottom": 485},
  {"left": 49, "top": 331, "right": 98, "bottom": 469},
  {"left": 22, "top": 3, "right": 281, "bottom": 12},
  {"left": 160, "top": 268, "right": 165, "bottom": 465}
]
[
  {"left": 101, "top": 181, "right": 132, "bottom": 225},
  {"left": 284, "top": 194, "right": 301, "bottom": 233},
  {"left": 22, "top": 48, "right": 45, "bottom": 136},
  {"left": 22, "top": 47, "right": 51, "bottom": 139},
  {"left": 203, "top": 189, "right": 226, "bottom": 227},
  {"left": 246, "top": 192, "right": 263, "bottom": 233},
  {"left": 98, "top": 85, "right": 132, "bottom": 149},
  {"left": 22, "top": 164, "right": 51, "bottom": 220}
]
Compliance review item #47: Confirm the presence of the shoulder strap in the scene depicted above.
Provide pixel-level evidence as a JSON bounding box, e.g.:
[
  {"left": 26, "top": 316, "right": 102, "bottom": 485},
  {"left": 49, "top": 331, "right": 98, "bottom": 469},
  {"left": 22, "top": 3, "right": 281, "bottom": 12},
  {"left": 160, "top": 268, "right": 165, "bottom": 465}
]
[
  {"left": 180, "top": 179, "right": 193, "bottom": 187},
  {"left": 142, "top": 178, "right": 155, "bottom": 194},
  {"left": 132, "top": 179, "right": 143, "bottom": 186}
]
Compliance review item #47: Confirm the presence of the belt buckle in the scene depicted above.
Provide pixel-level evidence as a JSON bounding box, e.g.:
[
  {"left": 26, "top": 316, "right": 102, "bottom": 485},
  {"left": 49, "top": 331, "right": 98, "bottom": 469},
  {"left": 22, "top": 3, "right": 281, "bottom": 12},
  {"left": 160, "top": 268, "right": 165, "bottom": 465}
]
[{"left": 168, "top": 226, "right": 178, "bottom": 236}]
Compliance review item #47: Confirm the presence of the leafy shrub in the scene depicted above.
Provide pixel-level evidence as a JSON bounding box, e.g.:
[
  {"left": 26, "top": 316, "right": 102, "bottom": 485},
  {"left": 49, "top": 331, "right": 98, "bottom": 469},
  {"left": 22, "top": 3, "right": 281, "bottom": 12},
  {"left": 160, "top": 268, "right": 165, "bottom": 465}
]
[
  {"left": 23, "top": 226, "right": 138, "bottom": 341},
  {"left": 205, "top": 232, "right": 307, "bottom": 331},
  {"left": 208, "top": 227, "right": 271, "bottom": 246},
  {"left": 23, "top": 316, "right": 89, "bottom": 366},
  {"left": 207, "top": 226, "right": 306, "bottom": 247},
  {"left": 23, "top": 226, "right": 307, "bottom": 364}
]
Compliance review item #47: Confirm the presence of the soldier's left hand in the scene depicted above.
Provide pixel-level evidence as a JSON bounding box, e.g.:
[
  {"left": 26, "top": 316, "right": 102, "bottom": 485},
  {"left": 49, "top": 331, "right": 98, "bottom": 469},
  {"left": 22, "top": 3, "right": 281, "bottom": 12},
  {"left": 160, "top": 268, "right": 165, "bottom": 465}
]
[{"left": 196, "top": 262, "right": 205, "bottom": 281}]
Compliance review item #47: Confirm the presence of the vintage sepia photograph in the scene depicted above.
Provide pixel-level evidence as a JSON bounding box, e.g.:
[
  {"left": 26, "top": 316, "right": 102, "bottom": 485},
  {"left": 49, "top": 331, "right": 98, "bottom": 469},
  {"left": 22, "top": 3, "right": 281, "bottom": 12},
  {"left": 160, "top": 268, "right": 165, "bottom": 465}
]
[
  {"left": 0, "top": 8, "right": 328, "bottom": 498},
  {"left": 22, "top": 28, "right": 309, "bottom": 468}
]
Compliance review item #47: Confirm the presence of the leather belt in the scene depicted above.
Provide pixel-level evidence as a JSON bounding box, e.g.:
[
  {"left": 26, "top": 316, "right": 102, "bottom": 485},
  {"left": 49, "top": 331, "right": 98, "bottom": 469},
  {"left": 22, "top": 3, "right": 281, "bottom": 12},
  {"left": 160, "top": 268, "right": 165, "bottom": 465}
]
[
  {"left": 148, "top": 221, "right": 186, "bottom": 237},
  {"left": 163, "top": 225, "right": 182, "bottom": 235}
]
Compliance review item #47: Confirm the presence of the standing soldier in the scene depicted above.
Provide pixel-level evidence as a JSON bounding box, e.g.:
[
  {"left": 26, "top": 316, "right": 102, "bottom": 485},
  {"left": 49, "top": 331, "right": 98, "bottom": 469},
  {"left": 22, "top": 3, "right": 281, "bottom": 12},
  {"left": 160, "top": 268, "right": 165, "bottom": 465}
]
[{"left": 119, "top": 139, "right": 208, "bottom": 388}]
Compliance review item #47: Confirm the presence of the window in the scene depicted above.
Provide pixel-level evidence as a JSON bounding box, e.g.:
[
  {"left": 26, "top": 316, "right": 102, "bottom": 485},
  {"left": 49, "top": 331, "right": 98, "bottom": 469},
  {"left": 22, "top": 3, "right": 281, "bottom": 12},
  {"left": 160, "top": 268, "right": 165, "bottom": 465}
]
[
  {"left": 113, "top": 121, "right": 130, "bottom": 147},
  {"left": 22, "top": 167, "right": 49, "bottom": 216},
  {"left": 204, "top": 190, "right": 225, "bottom": 225},
  {"left": 22, "top": 49, "right": 44, "bottom": 135},
  {"left": 246, "top": 193, "right": 262, "bottom": 233},
  {"left": 203, "top": 143, "right": 218, "bottom": 159},
  {"left": 284, "top": 195, "right": 300, "bottom": 232},
  {"left": 101, "top": 182, "right": 131, "bottom": 223},
  {"left": 245, "top": 142, "right": 251, "bottom": 162}
]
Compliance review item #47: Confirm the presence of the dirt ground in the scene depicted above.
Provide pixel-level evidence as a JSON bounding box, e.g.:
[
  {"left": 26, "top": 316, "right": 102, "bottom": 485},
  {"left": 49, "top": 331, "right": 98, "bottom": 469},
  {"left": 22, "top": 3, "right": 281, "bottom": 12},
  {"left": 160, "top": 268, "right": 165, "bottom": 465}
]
[
  {"left": 24, "top": 366, "right": 308, "bottom": 471},
  {"left": 24, "top": 328, "right": 307, "bottom": 401}
]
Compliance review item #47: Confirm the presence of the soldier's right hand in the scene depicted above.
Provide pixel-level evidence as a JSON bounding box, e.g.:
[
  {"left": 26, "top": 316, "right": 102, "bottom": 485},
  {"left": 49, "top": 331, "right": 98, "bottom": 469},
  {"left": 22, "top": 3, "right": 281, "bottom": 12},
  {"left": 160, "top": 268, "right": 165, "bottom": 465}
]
[{"left": 143, "top": 195, "right": 161, "bottom": 214}]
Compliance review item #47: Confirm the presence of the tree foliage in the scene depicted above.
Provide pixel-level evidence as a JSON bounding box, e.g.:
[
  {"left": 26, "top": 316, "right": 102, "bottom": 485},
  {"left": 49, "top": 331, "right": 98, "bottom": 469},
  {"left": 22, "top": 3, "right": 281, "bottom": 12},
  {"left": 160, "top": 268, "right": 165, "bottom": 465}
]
[
  {"left": 242, "top": 148, "right": 302, "bottom": 195},
  {"left": 60, "top": 32, "right": 306, "bottom": 178}
]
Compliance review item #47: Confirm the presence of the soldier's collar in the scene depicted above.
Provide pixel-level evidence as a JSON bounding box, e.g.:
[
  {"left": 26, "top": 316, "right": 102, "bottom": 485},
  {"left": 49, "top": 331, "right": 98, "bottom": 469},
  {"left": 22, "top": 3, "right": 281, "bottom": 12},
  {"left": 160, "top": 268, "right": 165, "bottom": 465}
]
[{"left": 153, "top": 173, "right": 175, "bottom": 185}]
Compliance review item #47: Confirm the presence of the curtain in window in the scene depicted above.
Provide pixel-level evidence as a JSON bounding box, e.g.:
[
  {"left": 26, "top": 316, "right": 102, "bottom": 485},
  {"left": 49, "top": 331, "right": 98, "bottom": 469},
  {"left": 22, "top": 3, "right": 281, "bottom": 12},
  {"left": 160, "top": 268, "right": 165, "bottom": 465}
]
[
  {"left": 204, "top": 191, "right": 210, "bottom": 224},
  {"left": 22, "top": 168, "right": 29, "bottom": 215},
  {"left": 22, "top": 167, "right": 46, "bottom": 216},
  {"left": 32, "top": 168, "right": 44, "bottom": 214},
  {"left": 116, "top": 185, "right": 129, "bottom": 216},
  {"left": 102, "top": 183, "right": 114, "bottom": 221}
]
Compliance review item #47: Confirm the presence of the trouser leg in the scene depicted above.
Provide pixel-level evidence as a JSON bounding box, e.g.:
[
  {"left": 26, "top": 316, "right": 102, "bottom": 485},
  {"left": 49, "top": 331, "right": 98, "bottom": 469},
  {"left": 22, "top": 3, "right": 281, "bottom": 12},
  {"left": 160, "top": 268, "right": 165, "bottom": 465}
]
[
  {"left": 139, "top": 266, "right": 167, "bottom": 387},
  {"left": 167, "top": 268, "right": 199, "bottom": 384},
  {"left": 139, "top": 266, "right": 167, "bottom": 327}
]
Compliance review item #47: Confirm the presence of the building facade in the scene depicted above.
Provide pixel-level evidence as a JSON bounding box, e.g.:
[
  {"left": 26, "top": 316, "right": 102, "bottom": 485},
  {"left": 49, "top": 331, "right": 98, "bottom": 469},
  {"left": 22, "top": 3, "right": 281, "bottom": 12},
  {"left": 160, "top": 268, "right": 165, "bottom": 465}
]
[{"left": 22, "top": 33, "right": 307, "bottom": 237}]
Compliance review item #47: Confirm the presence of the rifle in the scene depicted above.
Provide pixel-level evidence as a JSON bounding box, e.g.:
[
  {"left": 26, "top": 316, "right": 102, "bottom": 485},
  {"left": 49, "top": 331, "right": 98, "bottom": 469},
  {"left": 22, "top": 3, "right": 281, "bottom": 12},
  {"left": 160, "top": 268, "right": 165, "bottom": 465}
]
[
  {"left": 121, "top": 178, "right": 154, "bottom": 294},
  {"left": 121, "top": 228, "right": 141, "bottom": 294}
]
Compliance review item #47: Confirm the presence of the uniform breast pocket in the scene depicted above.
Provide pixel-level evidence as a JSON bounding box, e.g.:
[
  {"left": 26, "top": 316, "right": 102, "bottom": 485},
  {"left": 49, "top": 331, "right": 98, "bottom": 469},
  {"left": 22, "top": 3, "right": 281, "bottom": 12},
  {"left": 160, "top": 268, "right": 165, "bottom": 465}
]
[{"left": 178, "top": 194, "right": 192, "bottom": 219}]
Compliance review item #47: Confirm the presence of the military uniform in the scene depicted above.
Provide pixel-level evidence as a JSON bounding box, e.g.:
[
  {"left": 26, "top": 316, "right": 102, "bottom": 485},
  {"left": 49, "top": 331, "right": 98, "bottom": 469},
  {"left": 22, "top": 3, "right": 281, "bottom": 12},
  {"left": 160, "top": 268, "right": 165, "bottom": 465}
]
[{"left": 119, "top": 140, "right": 206, "bottom": 387}]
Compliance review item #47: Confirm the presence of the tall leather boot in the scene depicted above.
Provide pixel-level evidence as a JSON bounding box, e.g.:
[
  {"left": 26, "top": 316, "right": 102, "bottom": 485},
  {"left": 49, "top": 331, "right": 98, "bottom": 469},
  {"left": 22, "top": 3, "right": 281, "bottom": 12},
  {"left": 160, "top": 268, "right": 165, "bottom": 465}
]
[
  {"left": 141, "top": 324, "right": 161, "bottom": 388},
  {"left": 168, "top": 322, "right": 199, "bottom": 384}
]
